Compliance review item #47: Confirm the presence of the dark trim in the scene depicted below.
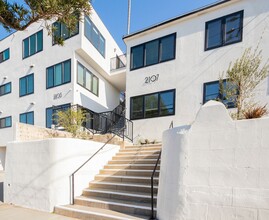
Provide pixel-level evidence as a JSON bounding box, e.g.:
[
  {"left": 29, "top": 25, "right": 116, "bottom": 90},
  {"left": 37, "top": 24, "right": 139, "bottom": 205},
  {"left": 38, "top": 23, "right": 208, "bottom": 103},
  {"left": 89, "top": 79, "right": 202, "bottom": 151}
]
[
  {"left": 46, "top": 59, "right": 72, "bottom": 90},
  {"left": 130, "top": 89, "right": 176, "bottom": 120},
  {"left": 0, "top": 116, "right": 12, "bottom": 129},
  {"left": 19, "top": 111, "right": 34, "bottom": 125},
  {"left": 123, "top": 0, "right": 232, "bottom": 40},
  {"left": 130, "top": 33, "right": 176, "bottom": 71},
  {"left": 19, "top": 73, "right": 34, "bottom": 97},
  {"left": 204, "top": 10, "right": 244, "bottom": 51},
  {"left": 0, "top": 82, "right": 11, "bottom": 97},
  {"left": 22, "top": 30, "right": 43, "bottom": 59}
]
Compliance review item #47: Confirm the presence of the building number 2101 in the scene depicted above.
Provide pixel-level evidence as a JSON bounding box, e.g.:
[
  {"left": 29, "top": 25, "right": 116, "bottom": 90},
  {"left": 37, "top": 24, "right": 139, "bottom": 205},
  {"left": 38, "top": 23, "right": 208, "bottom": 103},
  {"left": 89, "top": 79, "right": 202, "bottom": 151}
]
[{"left": 145, "top": 74, "right": 159, "bottom": 84}]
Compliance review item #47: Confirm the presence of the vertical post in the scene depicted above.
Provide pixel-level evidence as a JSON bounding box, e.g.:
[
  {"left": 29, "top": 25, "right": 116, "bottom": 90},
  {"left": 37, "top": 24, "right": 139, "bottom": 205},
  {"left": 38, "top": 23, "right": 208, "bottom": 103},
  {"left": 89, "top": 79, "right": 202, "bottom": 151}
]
[
  {"left": 72, "top": 174, "right": 74, "bottom": 204},
  {"left": 151, "top": 176, "right": 154, "bottom": 219},
  {"left": 127, "top": 0, "right": 132, "bottom": 34}
]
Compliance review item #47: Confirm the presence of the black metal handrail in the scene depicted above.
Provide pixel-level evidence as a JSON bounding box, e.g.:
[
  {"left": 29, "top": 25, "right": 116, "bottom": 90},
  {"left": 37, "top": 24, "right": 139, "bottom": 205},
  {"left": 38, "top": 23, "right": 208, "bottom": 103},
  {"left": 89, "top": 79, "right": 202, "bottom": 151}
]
[{"left": 70, "top": 132, "right": 121, "bottom": 204}]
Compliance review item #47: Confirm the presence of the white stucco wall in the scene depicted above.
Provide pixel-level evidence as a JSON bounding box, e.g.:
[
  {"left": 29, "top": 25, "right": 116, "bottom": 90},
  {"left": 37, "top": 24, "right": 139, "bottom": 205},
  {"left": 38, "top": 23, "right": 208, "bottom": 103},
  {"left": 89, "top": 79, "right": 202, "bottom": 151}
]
[
  {"left": 157, "top": 101, "right": 269, "bottom": 220},
  {"left": 4, "top": 138, "right": 119, "bottom": 212},
  {"left": 124, "top": 0, "right": 269, "bottom": 141}
]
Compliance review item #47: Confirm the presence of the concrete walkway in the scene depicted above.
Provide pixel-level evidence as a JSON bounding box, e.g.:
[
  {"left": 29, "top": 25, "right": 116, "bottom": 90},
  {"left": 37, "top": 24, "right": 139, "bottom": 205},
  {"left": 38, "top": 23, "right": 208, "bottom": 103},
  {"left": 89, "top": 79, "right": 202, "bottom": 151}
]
[{"left": 0, "top": 204, "right": 78, "bottom": 220}]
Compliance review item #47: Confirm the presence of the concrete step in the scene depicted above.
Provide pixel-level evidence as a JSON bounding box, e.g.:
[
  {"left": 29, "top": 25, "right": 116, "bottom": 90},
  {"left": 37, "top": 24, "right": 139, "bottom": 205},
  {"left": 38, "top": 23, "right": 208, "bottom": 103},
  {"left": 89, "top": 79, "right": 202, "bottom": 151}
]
[
  {"left": 112, "top": 154, "right": 159, "bottom": 160},
  {"left": 94, "top": 175, "right": 159, "bottom": 185},
  {"left": 108, "top": 159, "right": 161, "bottom": 165},
  {"left": 104, "top": 164, "right": 160, "bottom": 170},
  {"left": 54, "top": 204, "right": 147, "bottom": 220},
  {"left": 82, "top": 188, "right": 157, "bottom": 203},
  {"left": 121, "top": 146, "right": 162, "bottom": 152},
  {"left": 88, "top": 181, "right": 158, "bottom": 194},
  {"left": 116, "top": 150, "right": 160, "bottom": 156},
  {"left": 124, "top": 144, "right": 162, "bottom": 149},
  {"left": 74, "top": 196, "right": 156, "bottom": 217},
  {"left": 99, "top": 169, "right": 160, "bottom": 177}
]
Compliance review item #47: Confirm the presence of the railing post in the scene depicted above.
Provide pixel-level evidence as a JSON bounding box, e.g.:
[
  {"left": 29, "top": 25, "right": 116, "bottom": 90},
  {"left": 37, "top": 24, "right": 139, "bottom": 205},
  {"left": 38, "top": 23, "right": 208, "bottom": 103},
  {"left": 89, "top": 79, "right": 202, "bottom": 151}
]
[
  {"left": 151, "top": 176, "right": 154, "bottom": 219},
  {"left": 72, "top": 174, "right": 74, "bottom": 205}
]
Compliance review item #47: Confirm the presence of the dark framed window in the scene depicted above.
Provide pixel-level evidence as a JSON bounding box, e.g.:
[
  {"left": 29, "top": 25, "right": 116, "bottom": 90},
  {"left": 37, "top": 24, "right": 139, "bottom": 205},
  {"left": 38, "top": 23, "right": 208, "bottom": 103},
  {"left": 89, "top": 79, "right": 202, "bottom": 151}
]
[
  {"left": 46, "top": 59, "right": 71, "bottom": 89},
  {"left": 203, "top": 79, "right": 236, "bottom": 108},
  {"left": 0, "top": 116, "right": 12, "bottom": 129},
  {"left": 130, "top": 89, "right": 175, "bottom": 120},
  {"left": 52, "top": 21, "right": 79, "bottom": 45},
  {"left": 77, "top": 62, "right": 99, "bottom": 96},
  {"left": 46, "top": 104, "right": 70, "bottom": 128},
  {"left": 0, "top": 82, "right": 11, "bottom": 96},
  {"left": 131, "top": 33, "right": 176, "bottom": 70},
  {"left": 205, "top": 11, "right": 244, "bottom": 51},
  {"left": 23, "top": 30, "right": 43, "bottom": 58},
  {"left": 19, "top": 74, "right": 34, "bottom": 97},
  {"left": 84, "top": 16, "right": 106, "bottom": 57},
  {"left": 20, "top": 112, "right": 34, "bottom": 125},
  {"left": 0, "top": 48, "right": 10, "bottom": 63}
]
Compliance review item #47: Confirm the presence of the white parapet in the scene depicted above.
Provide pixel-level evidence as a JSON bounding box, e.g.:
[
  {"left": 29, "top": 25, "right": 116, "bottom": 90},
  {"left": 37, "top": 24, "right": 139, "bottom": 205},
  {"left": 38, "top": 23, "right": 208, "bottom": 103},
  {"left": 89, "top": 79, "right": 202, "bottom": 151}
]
[
  {"left": 157, "top": 100, "right": 269, "bottom": 220},
  {"left": 4, "top": 138, "right": 120, "bottom": 212}
]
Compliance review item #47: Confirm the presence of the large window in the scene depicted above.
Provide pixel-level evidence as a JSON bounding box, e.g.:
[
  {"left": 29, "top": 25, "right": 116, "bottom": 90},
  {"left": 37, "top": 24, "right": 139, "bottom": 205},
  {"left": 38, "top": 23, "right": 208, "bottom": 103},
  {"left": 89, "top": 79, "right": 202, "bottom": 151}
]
[
  {"left": 0, "top": 82, "right": 11, "bottom": 96},
  {"left": 46, "top": 59, "right": 71, "bottom": 89},
  {"left": 130, "top": 90, "right": 175, "bottom": 120},
  {"left": 52, "top": 21, "right": 79, "bottom": 45},
  {"left": 46, "top": 104, "right": 70, "bottom": 128},
  {"left": 0, "top": 116, "right": 12, "bottom": 129},
  {"left": 19, "top": 74, "right": 34, "bottom": 97},
  {"left": 205, "top": 11, "right": 244, "bottom": 50},
  {"left": 84, "top": 16, "right": 106, "bottom": 57},
  {"left": 131, "top": 33, "right": 176, "bottom": 70},
  {"left": 20, "top": 112, "right": 34, "bottom": 125},
  {"left": 203, "top": 80, "right": 236, "bottom": 108},
  {"left": 0, "top": 48, "right": 10, "bottom": 63},
  {"left": 23, "top": 30, "right": 43, "bottom": 58},
  {"left": 77, "top": 62, "right": 99, "bottom": 96}
]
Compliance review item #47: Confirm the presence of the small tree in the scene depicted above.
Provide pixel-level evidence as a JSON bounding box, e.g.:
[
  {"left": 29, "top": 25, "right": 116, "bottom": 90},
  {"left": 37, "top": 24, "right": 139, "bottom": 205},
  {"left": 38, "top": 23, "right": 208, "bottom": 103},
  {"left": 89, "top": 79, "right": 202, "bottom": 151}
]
[
  {"left": 220, "top": 47, "right": 269, "bottom": 119},
  {"left": 56, "top": 107, "right": 86, "bottom": 137}
]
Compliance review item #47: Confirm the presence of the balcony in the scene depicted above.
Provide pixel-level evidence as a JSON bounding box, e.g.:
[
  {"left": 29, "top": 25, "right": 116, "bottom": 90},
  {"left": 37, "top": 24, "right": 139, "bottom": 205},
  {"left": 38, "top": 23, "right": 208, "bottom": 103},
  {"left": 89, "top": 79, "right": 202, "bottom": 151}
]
[{"left": 110, "top": 54, "right": 126, "bottom": 71}]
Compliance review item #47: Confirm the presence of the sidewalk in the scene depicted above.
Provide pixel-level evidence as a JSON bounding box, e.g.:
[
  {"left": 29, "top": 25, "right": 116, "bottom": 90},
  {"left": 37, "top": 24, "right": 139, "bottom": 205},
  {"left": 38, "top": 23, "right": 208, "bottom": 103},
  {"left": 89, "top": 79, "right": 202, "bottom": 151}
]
[{"left": 0, "top": 204, "right": 78, "bottom": 220}]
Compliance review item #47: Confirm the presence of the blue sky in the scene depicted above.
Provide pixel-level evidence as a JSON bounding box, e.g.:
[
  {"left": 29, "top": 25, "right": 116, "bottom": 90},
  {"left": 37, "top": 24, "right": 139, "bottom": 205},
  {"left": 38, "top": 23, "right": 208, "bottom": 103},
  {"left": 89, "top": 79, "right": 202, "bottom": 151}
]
[{"left": 0, "top": 0, "right": 218, "bottom": 52}]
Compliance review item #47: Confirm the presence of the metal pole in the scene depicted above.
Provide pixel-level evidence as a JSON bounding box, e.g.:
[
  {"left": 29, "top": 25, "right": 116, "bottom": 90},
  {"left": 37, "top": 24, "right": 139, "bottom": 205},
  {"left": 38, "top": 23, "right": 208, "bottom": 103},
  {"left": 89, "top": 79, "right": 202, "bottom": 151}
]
[{"left": 127, "top": 0, "right": 132, "bottom": 34}]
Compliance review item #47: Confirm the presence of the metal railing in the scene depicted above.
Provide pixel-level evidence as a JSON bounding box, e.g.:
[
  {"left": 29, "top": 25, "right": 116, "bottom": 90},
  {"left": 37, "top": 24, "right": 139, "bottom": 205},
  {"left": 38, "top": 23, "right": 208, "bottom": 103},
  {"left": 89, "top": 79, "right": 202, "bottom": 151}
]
[
  {"left": 70, "top": 132, "right": 121, "bottom": 204},
  {"left": 150, "top": 121, "right": 173, "bottom": 219},
  {"left": 110, "top": 54, "right": 126, "bottom": 71}
]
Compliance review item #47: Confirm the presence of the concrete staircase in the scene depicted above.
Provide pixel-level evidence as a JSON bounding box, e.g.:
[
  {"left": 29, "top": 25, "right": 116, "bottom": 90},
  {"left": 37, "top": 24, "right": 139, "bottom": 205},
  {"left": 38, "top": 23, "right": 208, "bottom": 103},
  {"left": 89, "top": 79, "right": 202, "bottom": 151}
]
[{"left": 55, "top": 143, "right": 162, "bottom": 220}]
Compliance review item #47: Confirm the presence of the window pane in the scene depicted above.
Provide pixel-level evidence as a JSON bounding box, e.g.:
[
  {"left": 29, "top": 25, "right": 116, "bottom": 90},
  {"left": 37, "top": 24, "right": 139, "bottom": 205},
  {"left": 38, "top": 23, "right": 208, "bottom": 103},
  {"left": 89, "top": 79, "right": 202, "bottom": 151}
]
[
  {"left": 0, "top": 119, "right": 5, "bottom": 128},
  {"left": 63, "top": 60, "right": 71, "bottom": 83},
  {"left": 20, "top": 114, "right": 27, "bottom": 124},
  {"left": 53, "top": 22, "right": 61, "bottom": 44},
  {"left": 84, "top": 17, "right": 92, "bottom": 40},
  {"left": 54, "top": 64, "right": 62, "bottom": 86},
  {"left": 204, "top": 82, "right": 220, "bottom": 102},
  {"left": 23, "top": 38, "right": 29, "bottom": 58},
  {"left": 145, "top": 40, "right": 159, "bottom": 66},
  {"left": 160, "top": 35, "right": 175, "bottom": 62},
  {"left": 0, "top": 53, "right": 3, "bottom": 63},
  {"left": 131, "top": 97, "right": 143, "bottom": 119},
  {"left": 20, "top": 77, "right": 26, "bottom": 96},
  {"left": 70, "top": 22, "right": 79, "bottom": 36},
  {"left": 131, "top": 45, "right": 144, "bottom": 69},
  {"left": 206, "top": 19, "right": 222, "bottom": 49},
  {"left": 92, "top": 76, "right": 98, "bottom": 95},
  {"left": 85, "top": 70, "right": 92, "bottom": 91},
  {"left": 27, "top": 112, "right": 34, "bottom": 125},
  {"left": 46, "top": 108, "right": 53, "bottom": 128},
  {"left": 77, "top": 63, "right": 84, "bottom": 86},
  {"left": 160, "top": 91, "right": 175, "bottom": 116},
  {"left": 47, "top": 67, "right": 54, "bottom": 88},
  {"left": 92, "top": 26, "right": 99, "bottom": 48},
  {"left": 145, "top": 94, "right": 159, "bottom": 118},
  {"left": 225, "top": 13, "right": 242, "bottom": 44},
  {"left": 4, "top": 83, "right": 11, "bottom": 94},
  {"left": 61, "top": 23, "right": 69, "bottom": 40},
  {"left": 99, "top": 35, "right": 105, "bottom": 57},
  {"left": 3, "top": 49, "right": 10, "bottom": 60},
  {"left": 0, "top": 86, "right": 4, "bottom": 96},
  {"left": 28, "top": 74, "right": 34, "bottom": 94},
  {"left": 37, "top": 31, "right": 43, "bottom": 52},
  {"left": 5, "top": 117, "right": 11, "bottom": 127},
  {"left": 30, "top": 34, "right": 36, "bottom": 56}
]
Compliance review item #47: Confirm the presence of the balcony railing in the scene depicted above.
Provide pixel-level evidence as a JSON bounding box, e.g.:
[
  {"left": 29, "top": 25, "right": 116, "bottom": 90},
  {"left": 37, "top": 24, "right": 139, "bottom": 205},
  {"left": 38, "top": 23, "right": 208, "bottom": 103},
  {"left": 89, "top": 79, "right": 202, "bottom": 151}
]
[{"left": 110, "top": 54, "right": 126, "bottom": 71}]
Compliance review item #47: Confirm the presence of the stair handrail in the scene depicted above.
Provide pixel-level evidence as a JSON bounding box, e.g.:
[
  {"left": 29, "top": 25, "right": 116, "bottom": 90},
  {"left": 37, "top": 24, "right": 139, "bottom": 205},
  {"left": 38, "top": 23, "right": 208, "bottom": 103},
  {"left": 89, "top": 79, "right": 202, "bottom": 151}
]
[{"left": 70, "top": 131, "right": 122, "bottom": 204}]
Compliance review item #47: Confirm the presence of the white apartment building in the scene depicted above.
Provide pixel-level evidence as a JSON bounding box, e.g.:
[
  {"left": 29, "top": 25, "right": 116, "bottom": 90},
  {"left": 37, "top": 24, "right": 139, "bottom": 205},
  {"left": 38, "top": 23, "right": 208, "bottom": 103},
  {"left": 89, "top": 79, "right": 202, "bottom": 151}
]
[
  {"left": 0, "top": 9, "right": 127, "bottom": 157},
  {"left": 124, "top": 0, "right": 269, "bottom": 142}
]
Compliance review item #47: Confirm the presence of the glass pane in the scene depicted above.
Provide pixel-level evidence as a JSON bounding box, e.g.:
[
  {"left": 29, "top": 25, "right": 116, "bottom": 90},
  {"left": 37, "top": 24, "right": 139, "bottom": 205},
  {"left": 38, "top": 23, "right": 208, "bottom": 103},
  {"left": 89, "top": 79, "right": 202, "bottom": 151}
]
[
  {"left": 0, "top": 53, "right": 3, "bottom": 63},
  {"left": 92, "top": 76, "right": 98, "bottom": 95},
  {"left": 20, "top": 77, "right": 26, "bottom": 96},
  {"left": 145, "top": 40, "right": 159, "bottom": 66},
  {"left": 0, "top": 86, "right": 4, "bottom": 96},
  {"left": 84, "top": 17, "right": 92, "bottom": 41},
  {"left": 206, "top": 19, "right": 222, "bottom": 49},
  {"left": 160, "top": 91, "right": 175, "bottom": 116},
  {"left": 30, "top": 34, "right": 36, "bottom": 56},
  {"left": 54, "top": 63, "right": 62, "bottom": 86},
  {"left": 145, "top": 94, "right": 159, "bottom": 118},
  {"left": 92, "top": 26, "right": 99, "bottom": 49},
  {"left": 5, "top": 117, "right": 11, "bottom": 127},
  {"left": 3, "top": 49, "right": 10, "bottom": 60},
  {"left": 46, "top": 108, "right": 53, "bottom": 128},
  {"left": 99, "top": 35, "right": 105, "bottom": 57},
  {"left": 37, "top": 31, "right": 43, "bottom": 52},
  {"left": 131, "top": 45, "right": 144, "bottom": 69},
  {"left": 131, "top": 96, "right": 143, "bottom": 119},
  {"left": 225, "top": 13, "right": 242, "bottom": 44},
  {"left": 5, "top": 83, "right": 11, "bottom": 93},
  {"left": 27, "top": 74, "right": 34, "bottom": 94},
  {"left": 63, "top": 60, "right": 71, "bottom": 83},
  {"left": 160, "top": 34, "right": 175, "bottom": 62},
  {"left": 23, "top": 38, "right": 29, "bottom": 58},
  {"left": 20, "top": 114, "right": 27, "bottom": 124},
  {"left": 70, "top": 22, "right": 79, "bottom": 36},
  {"left": 27, "top": 112, "right": 34, "bottom": 125},
  {"left": 61, "top": 23, "right": 69, "bottom": 40},
  {"left": 204, "top": 82, "right": 220, "bottom": 102},
  {"left": 47, "top": 67, "right": 54, "bottom": 88},
  {"left": 85, "top": 70, "right": 92, "bottom": 91},
  {"left": 77, "top": 63, "right": 84, "bottom": 86},
  {"left": 53, "top": 22, "right": 61, "bottom": 44},
  {"left": 0, "top": 119, "right": 5, "bottom": 128}
]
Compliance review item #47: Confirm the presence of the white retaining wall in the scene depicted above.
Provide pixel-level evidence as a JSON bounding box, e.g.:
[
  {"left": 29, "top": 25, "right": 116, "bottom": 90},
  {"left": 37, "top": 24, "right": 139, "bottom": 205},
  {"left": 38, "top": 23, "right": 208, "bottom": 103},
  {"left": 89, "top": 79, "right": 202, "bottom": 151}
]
[
  {"left": 4, "top": 138, "right": 119, "bottom": 212},
  {"left": 157, "top": 101, "right": 269, "bottom": 220}
]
